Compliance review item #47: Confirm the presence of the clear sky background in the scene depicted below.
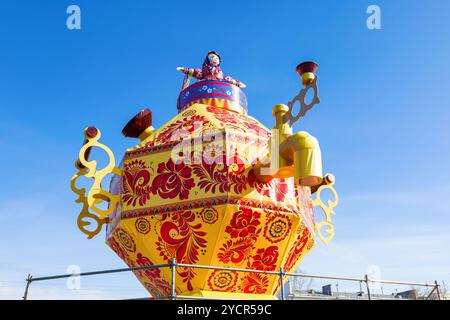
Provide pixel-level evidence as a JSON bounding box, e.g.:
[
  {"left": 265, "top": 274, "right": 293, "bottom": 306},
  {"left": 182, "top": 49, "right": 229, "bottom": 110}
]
[{"left": 1, "top": 0, "right": 449, "bottom": 299}]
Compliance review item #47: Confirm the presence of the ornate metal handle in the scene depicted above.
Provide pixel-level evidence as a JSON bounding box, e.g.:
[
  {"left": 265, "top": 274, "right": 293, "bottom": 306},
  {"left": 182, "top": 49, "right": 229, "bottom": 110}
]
[
  {"left": 70, "top": 127, "right": 122, "bottom": 239},
  {"left": 283, "top": 76, "right": 320, "bottom": 127},
  {"left": 312, "top": 173, "right": 339, "bottom": 245}
]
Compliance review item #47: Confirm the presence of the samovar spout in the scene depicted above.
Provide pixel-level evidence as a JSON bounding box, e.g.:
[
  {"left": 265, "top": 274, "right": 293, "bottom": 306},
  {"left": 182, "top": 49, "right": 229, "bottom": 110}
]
[
  {"left": 253, "top": 104, "right": 323, "bottom": 187},
  {"left": 279, "top": 131, "right": 322, "bottom": 187}
]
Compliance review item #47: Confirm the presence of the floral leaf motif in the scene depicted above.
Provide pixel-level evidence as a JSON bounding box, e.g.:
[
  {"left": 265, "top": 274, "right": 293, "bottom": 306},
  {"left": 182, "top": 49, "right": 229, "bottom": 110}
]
[
  {"left": 106, "top": 236, "right": 128, "bottom": 260},
  {"left": 155, "top": 211, "right": 207, "bottom": 291},
  {"left": 206, "top": 105, "right": 270, "bottom": 136},
  {"left": 217, "top": 237, "right": 256, "bottom": 264},
  {"left": 192, "top": 156, "right": 229, "bottom": 193},
  {"left": 206, "top": 106, "right": 239, "bottom": 124},
  {"left": 134, "top": 254, "right": 179, "bottom": 300},
  {"left": 122, "top": 159, "right": 152, "bottom": 207},
  {"left": 225, "top": 207, "right": 261, "bottom": 238},
  {"left": 192, "top": 148, "right": 249, "bottom": 195},
  {"left": 155, "top": 115, "right": 209, "bottom": 144},
  {"left": 284, "top": 226, "right": 312, "bottom": 272},
  {"left": 143, "top": 279, "right": 174, "bottom": 298},
  {"left": 152, "top": 158, "right": 195, "bottom": 200},
  {"left": 239, "top": 273, "right": 270, "bottom": 294},
  {"left": 247, "top": 170, "right": 291, "bottom": 202},
  {"left": 248, "top": 246, "right": 279, "bottom": 272},
  {"left": 135, "top": 253, "right": 161, "bottom": 280},
  {"left": 226, "top": 152, "right": 249, "bottom": 193}
]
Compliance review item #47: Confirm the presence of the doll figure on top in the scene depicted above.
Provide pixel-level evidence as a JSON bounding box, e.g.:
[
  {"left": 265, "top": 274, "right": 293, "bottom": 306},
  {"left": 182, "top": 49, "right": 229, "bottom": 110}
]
[{"left": 177, "top": 51, "right": 246, "bottom": 88}]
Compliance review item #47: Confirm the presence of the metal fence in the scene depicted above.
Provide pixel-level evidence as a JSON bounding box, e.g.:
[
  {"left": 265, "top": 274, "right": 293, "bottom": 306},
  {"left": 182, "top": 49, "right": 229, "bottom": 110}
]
[{"left": 23, "top": 259, "right": 442, "bottom": 300}]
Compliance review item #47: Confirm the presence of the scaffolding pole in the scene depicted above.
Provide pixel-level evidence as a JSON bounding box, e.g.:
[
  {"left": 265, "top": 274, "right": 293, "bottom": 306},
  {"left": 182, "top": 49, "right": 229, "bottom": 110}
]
[
  {"left": 23, "top": 274, "right": 32, "bottom": 301},
  {"left": 22, "top": 262, "right": 443, "bottom": 300}
]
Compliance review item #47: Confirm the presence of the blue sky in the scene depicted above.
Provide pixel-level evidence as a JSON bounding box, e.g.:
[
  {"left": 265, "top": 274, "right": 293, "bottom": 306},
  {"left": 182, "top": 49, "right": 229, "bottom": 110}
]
[{"left": 1, "top": 0, "right": 449, "bottom": 299}]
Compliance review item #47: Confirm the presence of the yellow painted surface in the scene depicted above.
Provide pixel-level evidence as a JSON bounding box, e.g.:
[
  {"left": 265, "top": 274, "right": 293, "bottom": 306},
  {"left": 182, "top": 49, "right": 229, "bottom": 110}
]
[{"left": 72, "top": 101, "right": 338, "bottom": 299}]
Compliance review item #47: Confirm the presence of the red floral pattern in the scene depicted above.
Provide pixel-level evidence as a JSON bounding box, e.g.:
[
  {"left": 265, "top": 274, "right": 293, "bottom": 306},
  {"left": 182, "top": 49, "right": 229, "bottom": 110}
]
[
  {"left": 135, "top": 252, "right": 161, "bottom": 280},
  {"left": 206, "top": 106, "right": 239, "bottom": 124},
  {"left": 155, "top": 115, "right": 209, "bottom": 144},
  {"left": 242, "top": 120, "right": 265, "bottom": 134},
  {"left": 296, "top": 186, "right": 315, "bottom": 230},
  {"left": 143, "top": 279, "right": 174, "bottom": 298},
  {"left": 206, "top": 105, "right": 268, "bottom": 136},
  {"left": 135, "top": 218, "right": 151, "bottom": 234},
  {"left": 192, "top": 151, "right": 229, "bottom": 194},
  {"left": 181, "top": 109, "right": 196, "bottom": 117},
  {"left": 248, "top": 170, "right": 291, "bottom": 202},
  {"left": 225, "top": 207, "right": 261, "bottom": 238},
  {"left": 122, "top": 160, "right": 152, "bottom": 206},
  {"left": 191, "top": 147, "right": 248, "bottom": 194},
  {"left": 284, "top": 225, "right": 312, "bottom": 272},
  {"left": 156, "top": 211, "right": 207, "bottom": 291},
  {"left": 249, "top": 246, "right": 279, "bottom": 271},
  {"left": 200, "top": 206, "right": 219, "bottom": 224},
  {"left": 106, "top": 236, "right": 128, "bottom": 260},
  {"left": 116, "top": 227, "right": 136, "bottom": 253},
  {"left": 217, "top": 237, "right": 255, "bottom": 264},
  {"left": 207, "top": 270, "right": 238, "bottom": 292},
  {"left": 152, "top": 158, "right": 195, "bottom": 200},
  {"left": 199, "top": 143, "right": 226, "bottom": 166},
  {"left": 263, "top": 213, "right": 292, "bottom": 243},
  {"left": 239, "top": 273, "right": 269, "bottom": 294}
]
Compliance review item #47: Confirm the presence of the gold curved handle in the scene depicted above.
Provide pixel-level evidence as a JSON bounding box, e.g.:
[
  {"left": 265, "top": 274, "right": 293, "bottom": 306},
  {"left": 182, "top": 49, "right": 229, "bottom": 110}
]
[
  {"left": 312, "top": 173, "right": 339, "bottom": 245},
  {"left": 70, "top": 127, "right": 122, "bottom": 239}
]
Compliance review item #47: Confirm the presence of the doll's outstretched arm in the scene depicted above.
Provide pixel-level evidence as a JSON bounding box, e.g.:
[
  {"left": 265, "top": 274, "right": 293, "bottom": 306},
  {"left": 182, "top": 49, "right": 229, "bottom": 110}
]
[
  {"left": 223, "top": 75, "right": 246, "bottom": 88},
  {"left": 176, "top": 67, "right": 203, "bottom": 80}
]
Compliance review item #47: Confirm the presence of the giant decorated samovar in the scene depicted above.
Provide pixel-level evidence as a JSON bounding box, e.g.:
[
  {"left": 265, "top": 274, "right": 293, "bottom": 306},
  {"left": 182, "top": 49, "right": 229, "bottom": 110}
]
[{"left": 71, "top": 52, "right": 338, "bottom": 299}]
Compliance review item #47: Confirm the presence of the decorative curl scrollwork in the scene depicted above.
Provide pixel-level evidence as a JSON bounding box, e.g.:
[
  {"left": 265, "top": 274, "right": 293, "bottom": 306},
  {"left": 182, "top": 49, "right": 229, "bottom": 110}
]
[
  {"left": 312, "top": 173, "right": 339, "bottom": 245},
  {"left": 70, "top": 127, "right": 122, "bottom": 239},
  {"left": 283, "top": 76, "right": 320, "bottom": 127}
]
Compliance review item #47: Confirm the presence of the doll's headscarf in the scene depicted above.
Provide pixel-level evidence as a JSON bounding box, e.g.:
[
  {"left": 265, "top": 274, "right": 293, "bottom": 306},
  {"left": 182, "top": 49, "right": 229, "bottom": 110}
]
[{"left": 201, "top": 51, "right": 222, "bottom": 78}]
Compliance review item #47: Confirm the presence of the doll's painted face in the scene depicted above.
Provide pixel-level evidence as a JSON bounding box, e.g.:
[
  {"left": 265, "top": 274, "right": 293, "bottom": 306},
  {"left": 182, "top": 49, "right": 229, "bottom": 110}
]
[{"left": 208, "top": 53, "right": 220, "bottom": 66}]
